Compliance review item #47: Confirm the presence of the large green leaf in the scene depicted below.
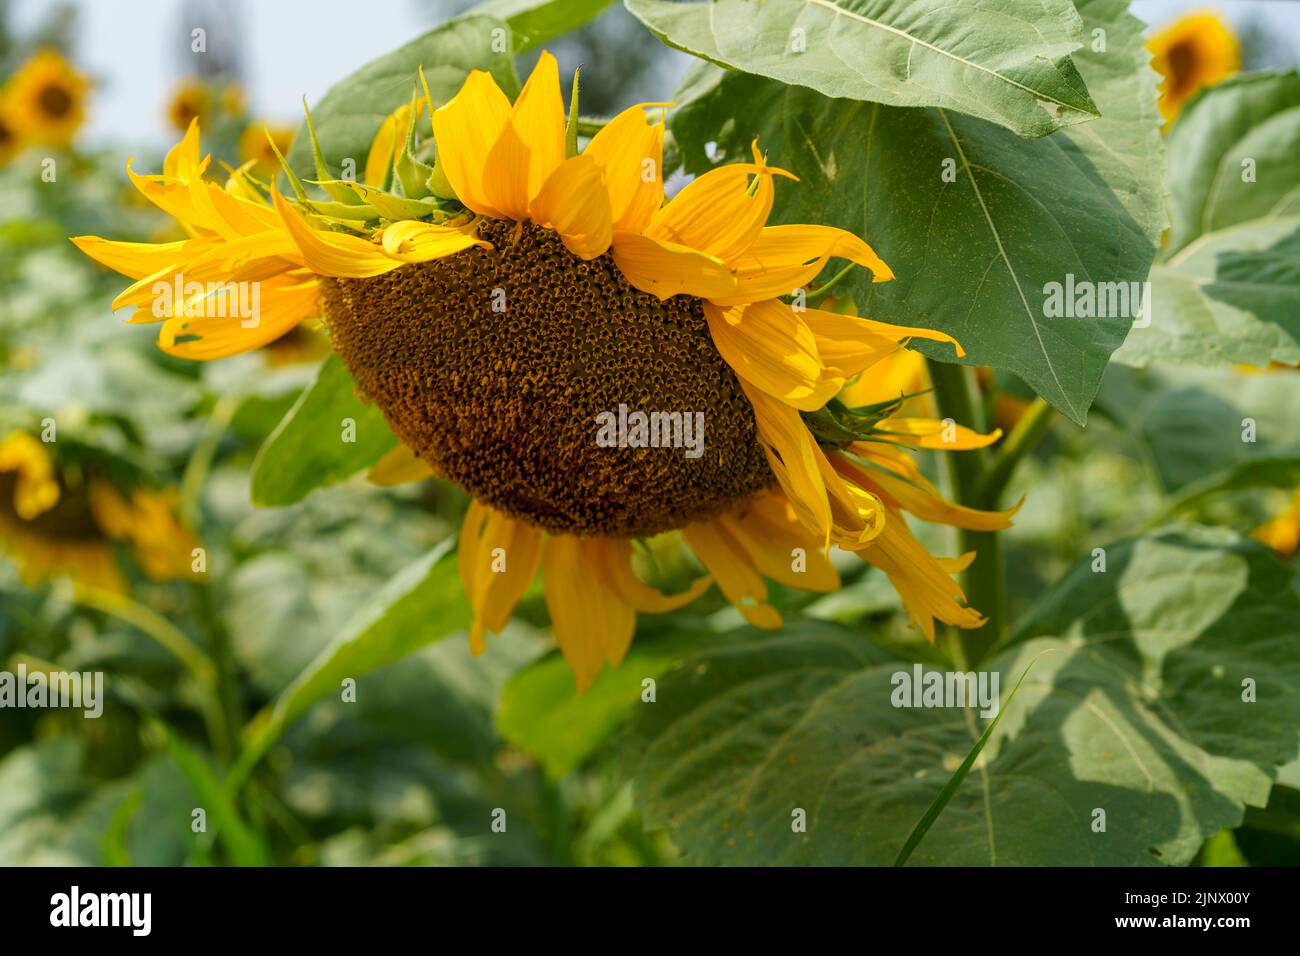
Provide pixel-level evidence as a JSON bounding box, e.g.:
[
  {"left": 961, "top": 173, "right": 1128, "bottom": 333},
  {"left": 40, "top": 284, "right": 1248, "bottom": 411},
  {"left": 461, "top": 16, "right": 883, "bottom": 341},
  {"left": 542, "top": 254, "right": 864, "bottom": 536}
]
[
  {"left": 498, "top": 629, "right": 706, "bottom": 777},
  {"left": 1164, "top": 71, "right": 1300, "bottom": 256},
  {"left": 624, "top": 527, "right": 1300, "bottom": 865},
  {"left": 230, "top": 542, "right": 471, "bottom": 786},
  {"left": 250, "top": 354, "right": 397, "bottom": 507},
  {"left": 627, "top": 0, "right": 1098, "bottom": 138},
  {"left": 1116, "top": 73, "right": 1300, "bottom": 369},
  {"left": 669, "top": 0, "right": 1162, "bottom": 424},
  {"left": 477, "top": 0, "right": 616, "bottom": 51},
  {"left": 285, "top": 14, "right": 519, "bottom": 184}
]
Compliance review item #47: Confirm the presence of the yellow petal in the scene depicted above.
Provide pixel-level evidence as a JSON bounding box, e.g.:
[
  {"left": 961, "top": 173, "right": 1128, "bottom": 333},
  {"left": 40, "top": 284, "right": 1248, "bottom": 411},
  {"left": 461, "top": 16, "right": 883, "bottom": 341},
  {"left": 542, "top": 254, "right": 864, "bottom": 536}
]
[
  {"left": 482, "top": 51, "right": 565, "bottom": 220},
  {"left": 431, "top": 70, "right": 512, "bottom": 217},
  {"left": 808, "top": 308, "right": 965, "bottom": 358},
  {"left": 542, "top": 535, "right": 635, "bottom": 692},
  {"left": 379, "top": 219, "right": 489, "bottom": 262},
  {"left": 740, "top": 380, "right": 831, "bottom": 546},
  {"left": 71, "top": 236, "right": 193, "bottom": 281},
  {"left": 273, "top": 191, "right": 402, "bottom": 277},
  {"left": 610, "top": 231, "right": 737, "bottom": 300},
  {"left": 839, "top": 348, "right": 927, "bottom": 408},
  {"left": 848, "top": 444, "right": 1017, "bottom": 530},
  {"left": 719, "top": 491, "right": 840, "bottom": 592},
  {"left": 875, "top": 417, "right": 1001, "bottom": 450},
  {"left": 583, "top": 103, "right": 666, "bottom": 233},
  {"left": 529, "top": 154, "right": 613, "bottom": 260},
  {"left": 710, "top": 223, "right": 893, "bottom": 307},
  {"left": 162, "top": 118, "right": 208, "bottom": 182},
  {"left": 683, "top": 519, "right": 783, "bottom": 629},
  {"left": 704, "top": 300, "right": 840, "bottom": 411},
  {"left": 596, "top": 538, "right": 712, "bottom": 613},
  {"left": 459, "top": 500, "right": 543, "bottom": 654},
  {"left": 645, "top": 140, "right": 795, "bottom": 264},
  {"left": 157, "top": 278, "right": 320, "bottom": 360},
  {"left": 856, "top": 509, "right": 985, "bottom": 641},
  {"left": 367, "top": 443, "right": 437, "bottom": 486},
  {"left": 365, "top": 100, "right": 424, "bottom": 188}
]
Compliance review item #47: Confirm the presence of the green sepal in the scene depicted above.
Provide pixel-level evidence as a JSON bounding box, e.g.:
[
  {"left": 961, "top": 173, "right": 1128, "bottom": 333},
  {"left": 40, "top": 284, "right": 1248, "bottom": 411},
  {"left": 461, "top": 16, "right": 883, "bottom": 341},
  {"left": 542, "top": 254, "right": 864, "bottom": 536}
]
[
  {"left": 565, "top": 67, "right": 581, "bottom": 158},
  {"left": 302, "top": 98, "right": 362, "bottom": 204},
  {"left": 395, "top": 86, "right": 436, "bottom": 198}
]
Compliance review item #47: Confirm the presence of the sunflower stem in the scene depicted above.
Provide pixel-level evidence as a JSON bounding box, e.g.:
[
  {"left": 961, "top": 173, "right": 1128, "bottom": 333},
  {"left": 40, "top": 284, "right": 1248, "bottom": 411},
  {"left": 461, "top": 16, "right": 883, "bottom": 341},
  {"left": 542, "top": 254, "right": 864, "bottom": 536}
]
[
  {"left": 925, "top": 359, "right": 1003, "bottom": 666},
  {"left": 976, "top": 397, "right": 1054, "bottom": 506}
]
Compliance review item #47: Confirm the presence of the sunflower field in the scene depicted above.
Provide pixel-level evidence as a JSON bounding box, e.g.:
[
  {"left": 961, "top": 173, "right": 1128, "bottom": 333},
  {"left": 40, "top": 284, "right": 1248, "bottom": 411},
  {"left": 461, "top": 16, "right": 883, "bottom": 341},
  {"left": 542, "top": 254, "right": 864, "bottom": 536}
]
[{"left": 1, "top": 0, "right": 1299, "bottom": 874}]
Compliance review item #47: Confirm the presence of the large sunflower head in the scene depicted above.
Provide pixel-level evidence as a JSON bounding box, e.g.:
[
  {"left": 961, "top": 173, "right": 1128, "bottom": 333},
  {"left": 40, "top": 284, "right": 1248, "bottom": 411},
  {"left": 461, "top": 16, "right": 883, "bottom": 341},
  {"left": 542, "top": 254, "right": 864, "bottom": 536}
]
[
  {"left": 72, "top": 53, "right": 1017, "bottom": 690},
  {"left": 5, "top": 49, "right": 89, "bottom": 146},
  {"left": 0, "top": 430, "right": 200, "bottom": 593},
  {"left": 1147, "top": 9, "right": 1240, "bottom": 124}
]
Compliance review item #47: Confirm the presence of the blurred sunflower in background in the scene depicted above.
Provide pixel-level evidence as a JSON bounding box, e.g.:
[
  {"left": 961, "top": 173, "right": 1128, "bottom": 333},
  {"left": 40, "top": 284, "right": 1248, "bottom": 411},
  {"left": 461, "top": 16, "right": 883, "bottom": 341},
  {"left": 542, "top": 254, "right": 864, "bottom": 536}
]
[
  {"left": 166, "top": 77, "right": 210, "bottom": 132},
  {"left": 1148, "top": 9, "right": 1240, "bottom": 123},
  {"left": 0, "top": 430, "right": 200, "bottom": 594},
  {"left": 1254, "top": 491, "right": 1300, "bottom": 556},
  {"left": 74, "top": 54, "right": 1015, "bottom": 690},
  {"left": 0, "top": 107, "right": 19, "bottom": 165},
  {"left": 237, "top": 122, "right": 295, "bottom": 175},
  {"left": 4, "top": 48, "right": 89, "bottom": 146}
]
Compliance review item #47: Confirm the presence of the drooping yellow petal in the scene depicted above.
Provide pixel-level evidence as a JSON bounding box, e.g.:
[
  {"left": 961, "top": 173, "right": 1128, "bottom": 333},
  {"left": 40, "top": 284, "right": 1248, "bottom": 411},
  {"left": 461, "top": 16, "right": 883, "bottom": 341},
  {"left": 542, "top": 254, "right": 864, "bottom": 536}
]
[
  {"left": 529, "top": 154, "right": 613, "bottom": 260},
  {"left": 710, "top": 223, "right": 893, "bottom": 307},
  {"left": 583, "top": 103, "right": 666, "bottom": 233},
  {"left": 610, "top": 231, "right": 737, "bottom": 300},
  {"left": 596, "top": 538, "right": 713, "bottom": 614},
  {"left": 542, "top": 534, "right": 636, "bottom": 692},
  {"left": 682, "top": 519, "right": 783, "bottom": 629},
  {"left": 841, "top": 445, "right": 1018, "bottom": 531},
  {"left": 719, "top": 491, "right": 840, "bottom": 592},
  {"left": 367, "top": 443, "right": 437, "bottom": 486},
  {"left": 157, "top": 277, "right": 320, "bottom": 360},
  {"left": 740, "top": 380, "right": 831, "bottom": 547},
  {"left": 431, "top": 70, "right": 512, "bottom": 218},
  {"left": 379, "top": 219, "right": 490, "bottom": 262},
  {"left": 459, "top": 500, "right": 543, "bottom": 654},
  {"left": 874, "top": 417, "right": 1001, "bottom": 450},
  {"left": 273, "top": 191, "right": 403, "bottom": 277},
  {"left": 805, "top": 308, "right": 965, "bottom": 358},
  {"left": 70, "top": 237, "right": 193, "bottom": 281},
  {"left": 856, "top": 507, "right": 985, "bottom": 641},
  {"left": 704, "top": 300, "right": 840, "bottom": 411},
  {"left": 645, "top": 140, "right": 795, "bottom": 265},
  {"left": 482, "top": 51, "right": 565, "bottom": 220}
]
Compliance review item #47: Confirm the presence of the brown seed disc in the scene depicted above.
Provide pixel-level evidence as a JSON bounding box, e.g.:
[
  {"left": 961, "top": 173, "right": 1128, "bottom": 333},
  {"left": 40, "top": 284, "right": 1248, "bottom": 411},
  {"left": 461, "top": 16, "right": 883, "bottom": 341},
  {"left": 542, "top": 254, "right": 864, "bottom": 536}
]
[{"left": 321, "top": 219, "right": 773, "bottom": 537}]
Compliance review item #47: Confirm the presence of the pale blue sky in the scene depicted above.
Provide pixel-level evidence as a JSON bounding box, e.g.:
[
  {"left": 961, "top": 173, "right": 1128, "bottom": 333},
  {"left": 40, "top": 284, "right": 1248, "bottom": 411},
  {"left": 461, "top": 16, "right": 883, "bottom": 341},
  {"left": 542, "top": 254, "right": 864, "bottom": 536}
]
[{"left": 11, "top": 0, "right": 1300, "bottom": 147}]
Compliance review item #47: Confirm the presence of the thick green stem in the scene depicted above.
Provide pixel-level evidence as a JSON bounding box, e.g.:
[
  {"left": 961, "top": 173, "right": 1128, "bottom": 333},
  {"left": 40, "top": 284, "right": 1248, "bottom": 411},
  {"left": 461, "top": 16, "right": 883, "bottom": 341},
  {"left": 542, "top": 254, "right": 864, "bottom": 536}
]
[
  {"left": 977, "top": 397, "right": 1054, "bottom": 506},
  {"left": 925, "top": 360, "right": 1004, "bottom": 665}
]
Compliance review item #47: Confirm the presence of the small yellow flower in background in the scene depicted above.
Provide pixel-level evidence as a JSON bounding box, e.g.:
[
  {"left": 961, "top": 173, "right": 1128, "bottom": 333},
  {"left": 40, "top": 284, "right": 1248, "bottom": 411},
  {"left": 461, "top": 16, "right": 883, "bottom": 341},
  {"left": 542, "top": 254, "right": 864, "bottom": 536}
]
[
  {"left": 166, "top": 77, "right": 210, "bottom": 132},
  {"left": 237, "top": 122, "right": 295, "bottom": 175},
  {"left": 219, "top": 82, "right": 247, "bottom": 118},
  {"left": 1147, "top": 9, "right": 1240, "bottom": 124},
  {"left": 0, "top": 106, "right": 22, "bottom": 165},
  {"left": 0, "top": 430, "right": 201, "bottom": 593},
  {"left": 5, "top": 48, "right": 89, "bottom": 146},
  {"left": 73, "top": 54, "right": 1019, "bottom": 691},
  {"left": 1254, "top": 491, "right": 1300, "bottom": 556}
]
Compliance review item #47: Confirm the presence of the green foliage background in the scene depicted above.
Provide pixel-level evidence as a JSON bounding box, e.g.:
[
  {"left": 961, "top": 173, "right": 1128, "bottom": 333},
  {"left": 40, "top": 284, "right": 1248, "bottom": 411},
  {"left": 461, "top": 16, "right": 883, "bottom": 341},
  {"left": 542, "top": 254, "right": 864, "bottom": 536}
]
[{"left": 2, "top": 0, "right": 1299, "bottom": 867}]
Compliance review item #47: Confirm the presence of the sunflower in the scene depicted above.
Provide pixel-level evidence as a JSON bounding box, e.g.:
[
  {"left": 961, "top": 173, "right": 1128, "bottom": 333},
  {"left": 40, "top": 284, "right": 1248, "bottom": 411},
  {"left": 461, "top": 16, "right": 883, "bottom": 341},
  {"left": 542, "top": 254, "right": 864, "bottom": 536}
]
[
  {"left": 166, "top": 77, "right": 210, "bottom": 132},
  {"left": 1254, "top": 491, "right": 1300, "bottom": 557},
  {"left": 72, "top": 53, "right": 1015, "bottom": 690},
  {"left": 0, "top": 430, "right": 200, "bottom": 593},
  {"left": 0, "top": 105, "right": 21, "bottom": 166},
  {"left": 1147, "top": 10, "right": 1240, "bottom": 124},
  {"left": 5, "top": 49, "right": 89, "bottom": 146},
  {"left": 237, "top": 122, "right": 295, "bottom": 175}
]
